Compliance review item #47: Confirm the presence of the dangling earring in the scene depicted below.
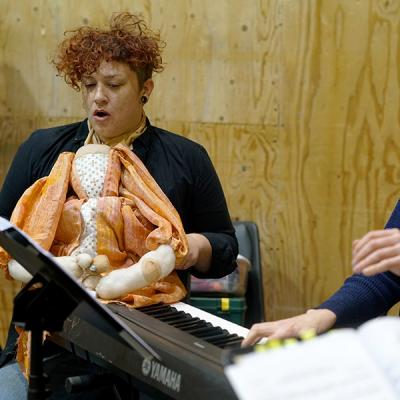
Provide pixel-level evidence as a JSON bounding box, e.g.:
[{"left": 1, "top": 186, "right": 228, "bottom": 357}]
[{"left": 141, "top": 95, "right": 148, "bottom": 104}]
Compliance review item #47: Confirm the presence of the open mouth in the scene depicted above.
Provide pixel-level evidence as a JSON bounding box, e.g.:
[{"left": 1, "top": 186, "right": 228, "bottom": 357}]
[{"left": 93, "top": 110, "right": 110, "bottom": 119}]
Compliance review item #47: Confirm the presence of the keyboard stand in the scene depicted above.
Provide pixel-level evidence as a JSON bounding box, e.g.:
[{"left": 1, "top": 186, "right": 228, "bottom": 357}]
[{"left": 13, "top": 274, "right": 77, "bottom": 399}]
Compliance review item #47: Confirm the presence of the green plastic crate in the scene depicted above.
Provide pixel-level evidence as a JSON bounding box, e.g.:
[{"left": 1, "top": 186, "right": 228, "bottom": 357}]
[{"left": 189, "top": 296, "right": 247, "bottom": 326}]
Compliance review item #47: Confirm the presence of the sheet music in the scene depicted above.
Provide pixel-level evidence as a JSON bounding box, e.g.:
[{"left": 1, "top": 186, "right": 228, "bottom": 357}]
[
  {"left": 357, "top": 317, "right": 400, "bottom": 397},
  {"left": 225, "top": 328, "right": 398, "bottom": 400},
  {"left": 0, "top": 217, "right": 12, "bottom": 231}
]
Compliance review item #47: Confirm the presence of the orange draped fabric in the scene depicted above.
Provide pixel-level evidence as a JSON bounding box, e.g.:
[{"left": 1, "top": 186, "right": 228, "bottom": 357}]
[{"left": 0, "top": 144, "right": 188, "bottom": 306}]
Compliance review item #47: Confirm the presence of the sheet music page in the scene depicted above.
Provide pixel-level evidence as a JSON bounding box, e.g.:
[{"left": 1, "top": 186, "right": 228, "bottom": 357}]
[
  {"left": 225, "top": 328, "right": 397, "bottom": 400},
  {"left": 0, "top": 216, "right": 12, "bottom": 231},
  {"left": 357, "top": 317, "right": 400, "bottom": 397}
]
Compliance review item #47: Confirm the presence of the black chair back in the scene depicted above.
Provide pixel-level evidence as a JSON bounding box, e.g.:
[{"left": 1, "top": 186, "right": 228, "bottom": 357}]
[{"left": 233, "top": 221, "right": 265, "bottom": 328}]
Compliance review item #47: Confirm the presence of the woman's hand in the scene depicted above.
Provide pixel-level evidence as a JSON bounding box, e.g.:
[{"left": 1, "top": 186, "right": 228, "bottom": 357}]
[
  {"left": 241, "top": 309, "right": 337, "bottom": 346},
  {"left": 352, "top": 229, "right": 400, "bottom": 277},
  {"left": 176, "top": 233, "right": 212, "bottom": 273}
]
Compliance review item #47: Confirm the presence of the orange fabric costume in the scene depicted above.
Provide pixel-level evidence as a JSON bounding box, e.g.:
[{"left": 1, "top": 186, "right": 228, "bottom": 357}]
[{"left": 0, "top": 144, "right": 188, "bottom": 307}]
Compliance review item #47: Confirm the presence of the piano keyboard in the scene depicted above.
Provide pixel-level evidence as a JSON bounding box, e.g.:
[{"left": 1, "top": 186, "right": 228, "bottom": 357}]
[
  {"left": 53, "top": 302, "right": 245, "bottom": 399},
  {"left": 173, "top": 302, "right": 250, "bottom": 339},
  {"left": 136, "top": 302, "right": 248, "bottom": 348}
]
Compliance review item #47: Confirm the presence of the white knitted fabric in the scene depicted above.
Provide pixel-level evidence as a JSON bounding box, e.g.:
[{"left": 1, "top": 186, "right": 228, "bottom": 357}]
[
  {"left": 71, "top": 153, "right": 109, "bottom": 257},
  {"left": 74, "top": 153, "right": 108, "bottom": 198}
]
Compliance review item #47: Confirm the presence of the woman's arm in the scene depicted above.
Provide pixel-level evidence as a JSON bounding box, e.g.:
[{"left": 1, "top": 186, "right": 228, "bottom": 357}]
[
  {"left": 242, "top": 271, "right": 400, "bottom": 346},
  {"left": 186, "top": 145, "right": 238, "bottom": 278},
  {"left": 242, "top": 200, "right": 400, "bottom": 345}
]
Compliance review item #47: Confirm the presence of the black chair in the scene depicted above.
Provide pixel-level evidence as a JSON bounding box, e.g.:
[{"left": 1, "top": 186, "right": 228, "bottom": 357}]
[{"left": 233, "top": 221, "right": 265, "bottom": 328}]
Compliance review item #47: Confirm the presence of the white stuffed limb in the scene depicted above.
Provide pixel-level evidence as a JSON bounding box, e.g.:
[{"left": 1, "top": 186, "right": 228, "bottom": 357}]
[
  {"left": 7, "top": 253, "right": 94, "bottom": 284},
  {"left": 8, "top": 259, "right": 33, "bottom": 283},
  {"left": 96, "top": 244, "right": 176, "bottom": 300}
]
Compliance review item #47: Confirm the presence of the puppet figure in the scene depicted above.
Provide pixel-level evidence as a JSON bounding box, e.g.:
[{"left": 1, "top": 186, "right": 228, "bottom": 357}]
[{"left": 0, "top": 144, "right": 188, "bottom": 307}]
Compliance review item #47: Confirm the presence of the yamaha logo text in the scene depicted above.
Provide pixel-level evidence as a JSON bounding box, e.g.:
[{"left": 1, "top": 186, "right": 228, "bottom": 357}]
[{"left": 141, "top": 359, "right": 182, "bottom": 393}]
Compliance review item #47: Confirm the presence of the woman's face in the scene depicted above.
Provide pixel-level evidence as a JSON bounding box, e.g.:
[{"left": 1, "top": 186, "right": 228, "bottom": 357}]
[{"left": 81, "top": 60, "right": 153, "bottom": 140}]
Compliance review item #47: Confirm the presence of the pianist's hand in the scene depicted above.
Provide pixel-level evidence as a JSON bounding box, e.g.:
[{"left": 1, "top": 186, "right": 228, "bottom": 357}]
[
  {"left": 242, "top": 309, "right": 337, "bottom": 346},
  {"left": 352, "top": 228, "right": 400, "bottom": 277}
]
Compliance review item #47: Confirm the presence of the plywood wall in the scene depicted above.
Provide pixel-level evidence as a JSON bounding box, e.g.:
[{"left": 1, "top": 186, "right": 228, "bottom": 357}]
[{"left": 1, "top": 0, "right": 400, "bottom": 346}]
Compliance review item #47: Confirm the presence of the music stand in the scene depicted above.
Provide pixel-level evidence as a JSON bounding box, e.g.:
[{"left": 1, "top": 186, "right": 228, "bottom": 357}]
[{"left": 0, "top": 217, "right": 160, "bottom": 400}]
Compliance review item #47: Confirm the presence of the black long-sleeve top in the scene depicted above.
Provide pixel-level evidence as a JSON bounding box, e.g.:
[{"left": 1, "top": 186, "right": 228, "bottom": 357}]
[{"left": 0, "top": 119, "right": 238, "bottom": 286}]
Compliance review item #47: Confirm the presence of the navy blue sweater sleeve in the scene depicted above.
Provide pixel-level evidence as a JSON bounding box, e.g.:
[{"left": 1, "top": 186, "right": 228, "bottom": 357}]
[{"left": 318, "top": 200, "right": 400, "bottom": 327}]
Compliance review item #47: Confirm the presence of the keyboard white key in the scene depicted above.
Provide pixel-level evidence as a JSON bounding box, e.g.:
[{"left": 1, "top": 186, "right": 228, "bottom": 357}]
[{"left": 172, "top": 301, "right": 249, "bottom": 339}]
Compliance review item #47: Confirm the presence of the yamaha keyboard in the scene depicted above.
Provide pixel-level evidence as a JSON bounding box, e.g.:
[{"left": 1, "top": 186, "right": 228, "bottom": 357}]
[{"left": 51, "top": 302, "right": 247, "bottom": 399}]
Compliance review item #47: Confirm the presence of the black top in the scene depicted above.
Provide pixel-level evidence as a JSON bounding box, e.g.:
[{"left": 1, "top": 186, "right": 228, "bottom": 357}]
[{"left": 0, "top": 119, "right": 238, "bottom": 283}]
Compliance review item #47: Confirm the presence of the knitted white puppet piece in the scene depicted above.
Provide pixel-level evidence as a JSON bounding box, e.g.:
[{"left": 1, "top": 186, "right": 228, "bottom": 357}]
[{"left": 8, "top": 144, "right": 176, "bottom": 299}]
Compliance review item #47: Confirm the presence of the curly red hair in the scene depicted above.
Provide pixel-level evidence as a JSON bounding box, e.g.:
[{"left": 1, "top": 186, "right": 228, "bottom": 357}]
[{"left": 53, "top": 12, "right": 165, "bottom": 90}]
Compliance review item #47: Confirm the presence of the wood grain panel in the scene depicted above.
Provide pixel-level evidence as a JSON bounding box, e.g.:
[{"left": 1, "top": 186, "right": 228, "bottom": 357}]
[
  {"left": 0, "top": 0, "right": 278, "bottom": 125},
  {"left": 275, "top": 0, "right": 400, "bottom": 317}
]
